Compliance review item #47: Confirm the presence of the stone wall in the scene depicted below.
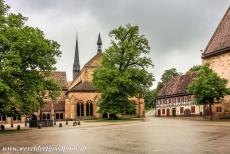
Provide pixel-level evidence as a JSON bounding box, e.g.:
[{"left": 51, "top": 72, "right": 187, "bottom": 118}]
[
  {"left": 65, "top": 93, "right": 145, "bottom": 119},
  {"left": 203, "top": 51, "right": 230, "bottom": 119}
]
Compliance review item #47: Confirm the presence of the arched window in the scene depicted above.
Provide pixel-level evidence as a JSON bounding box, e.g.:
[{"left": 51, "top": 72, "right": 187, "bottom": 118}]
[
  {"left": 81, "top": 103, "right": 84, "bottom": 116},
  {"left": 76, "top": 101, "right": 84, "bottom": 117},
  {"left": 216, "top": 106, "right": 222, "bottom": 112},
  {"left": 86, "top": 102, "right": 90, "bottom": 116},
  {"left": 77, "top": 102, "right": 81, "bottom": 117},
  {"left": 90, "top": 103, "right": 93, "bottom": 116},
  {"left": 86, "top": 100, "right": 93, "bottom": 116}
]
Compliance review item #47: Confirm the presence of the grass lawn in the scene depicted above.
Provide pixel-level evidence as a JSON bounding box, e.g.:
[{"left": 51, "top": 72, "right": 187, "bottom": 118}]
[{"left": 83, "top": 118, "right": 145, "bottom": 123}]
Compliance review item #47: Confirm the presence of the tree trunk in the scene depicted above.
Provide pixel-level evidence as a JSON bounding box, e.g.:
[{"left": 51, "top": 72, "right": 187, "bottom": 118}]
[{"left": 209, "top": 103, "right": 213, "bottom": 120}]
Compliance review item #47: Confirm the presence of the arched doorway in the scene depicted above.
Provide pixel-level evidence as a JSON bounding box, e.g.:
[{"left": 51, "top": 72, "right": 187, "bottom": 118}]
[
  {"left": 167, "top": 108, "right": 170, "bottom": 116},
  {"left": 172, "top": 108, "right": 176, "bottom": 117},
  {"left": 158, "top": 109, "right": 161, "bottom": 117}
]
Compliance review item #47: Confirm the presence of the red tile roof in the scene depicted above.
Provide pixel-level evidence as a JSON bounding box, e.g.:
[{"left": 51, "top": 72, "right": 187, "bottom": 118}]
[
  {"left": 68, "top": 81, "right": 96, "bottom": 92},
  {"left": 156, "top": 73, "right": 197, "bottom": 98},
  {"left": 42, "top": 101, "right": 65, "bottom": 112},
  {"left": 202, "top": 7, "right": 230, "bottom": 58},
  {"left": 54, "top": 101, "right": 65, "bottom": 111},
  {"left": 52, "top": 71, "right": 67, "bottom": 89}
]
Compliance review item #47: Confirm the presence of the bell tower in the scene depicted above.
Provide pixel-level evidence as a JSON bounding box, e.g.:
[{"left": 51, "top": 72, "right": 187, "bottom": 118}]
[{"left": 73, "top": 34, "right": 80, "bottom": 80}]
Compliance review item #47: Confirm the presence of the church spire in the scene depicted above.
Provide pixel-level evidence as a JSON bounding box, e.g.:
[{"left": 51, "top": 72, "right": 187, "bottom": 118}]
[
  {"left": 97, "top": 33, "right": 102, "bottom": 53},
  {"left": 73, "top": 33, "right": 80, "bottom": 80}
]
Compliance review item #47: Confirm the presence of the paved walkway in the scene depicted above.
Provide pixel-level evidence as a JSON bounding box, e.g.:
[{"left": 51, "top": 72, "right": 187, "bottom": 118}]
[{"left": 0, "top": 117, "right": 230, "bottom": 154}]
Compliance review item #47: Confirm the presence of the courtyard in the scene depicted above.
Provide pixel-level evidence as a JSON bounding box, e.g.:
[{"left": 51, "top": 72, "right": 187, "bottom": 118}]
[{"left": 0, "top": 117, "right": 230, "bottom": 154}]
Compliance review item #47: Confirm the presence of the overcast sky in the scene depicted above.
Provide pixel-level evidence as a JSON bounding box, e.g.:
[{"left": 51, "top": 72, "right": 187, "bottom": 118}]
[{"left": 6, "top": 0, "right": 230, "bottom": 87}]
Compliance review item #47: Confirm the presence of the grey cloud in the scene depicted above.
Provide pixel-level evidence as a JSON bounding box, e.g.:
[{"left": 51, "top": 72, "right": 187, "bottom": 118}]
[{"left": 6, "top": 0, "right": 230, "bottom": 87}]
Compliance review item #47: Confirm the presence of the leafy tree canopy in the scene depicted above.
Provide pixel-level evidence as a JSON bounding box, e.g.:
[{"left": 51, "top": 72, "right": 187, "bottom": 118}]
[
  {"left": 93, "top": 24, "right": 154, "bottom": 116},
  {"left": 156, "top": 68, "right": 181, "bottom": 92},
  {"left": 188, "top": 64, "right": 230, "bottom": 120},
  {"left": 0, "top": 0, "right": 61, "bottom": 115},
  {"left": 144, "top": 89, "right": 156, "bottom": 110},
  {"left": 188, "top": 64, "right": 229, "bottom": 105},
  {"left": 186, "top": 65, "right": 202, "bottom": 74}
]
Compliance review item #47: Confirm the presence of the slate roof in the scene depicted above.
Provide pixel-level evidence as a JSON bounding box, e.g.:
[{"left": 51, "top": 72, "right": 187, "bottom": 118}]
[
  {"left": 202, "top": 6, "right": 230, "bottom": 59},
  {"left": 156, "top": 73, "right": 197, "bottom": 99},
  {"left": 68, "top": 81, "right": 96, "bottom": 92}
]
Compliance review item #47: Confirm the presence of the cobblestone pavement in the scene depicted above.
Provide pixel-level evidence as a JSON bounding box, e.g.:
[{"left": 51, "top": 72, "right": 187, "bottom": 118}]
[{"left": 0, "top": 117, "right": 230, "bottom": 154}]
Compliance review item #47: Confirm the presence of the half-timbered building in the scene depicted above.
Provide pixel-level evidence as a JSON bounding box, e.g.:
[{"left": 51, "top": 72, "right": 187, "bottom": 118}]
[{"left": 155, "top": 74, "right": 203, "bottom": 117}]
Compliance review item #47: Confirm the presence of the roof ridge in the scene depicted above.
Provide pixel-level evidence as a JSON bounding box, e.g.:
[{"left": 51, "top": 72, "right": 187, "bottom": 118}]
[{"left": 203, "top": 6, "right": 230, "bottom": 55}]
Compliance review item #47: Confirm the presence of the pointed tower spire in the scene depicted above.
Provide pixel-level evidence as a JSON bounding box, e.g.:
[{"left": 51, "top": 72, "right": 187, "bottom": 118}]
[
  {"left": 97, "top": 33, "right": 102, "bottom": 53},
  {"left": 73, "top": 33, "right": 80, "bottom": 80}
]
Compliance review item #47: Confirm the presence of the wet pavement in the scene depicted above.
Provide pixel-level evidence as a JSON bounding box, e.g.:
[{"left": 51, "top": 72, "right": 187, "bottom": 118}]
[{"left": 0, "top": 117, "right": 230, "bottom": 154}]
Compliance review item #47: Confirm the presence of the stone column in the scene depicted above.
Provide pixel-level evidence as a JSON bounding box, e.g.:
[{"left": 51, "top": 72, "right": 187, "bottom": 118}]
[
  {"left": 51, "top": 102, "right": 55, "bottom": 120},
  {"left": 84, "top": 103, "right": 86, "bottom": 118}
]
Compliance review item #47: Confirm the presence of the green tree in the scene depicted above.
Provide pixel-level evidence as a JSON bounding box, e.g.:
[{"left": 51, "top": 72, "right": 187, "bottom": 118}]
[
  {"left": 188, "top": 64, "right": 230, "bottom": 120},
  {"left": 144, "top": 89, "right": 156, "bottom": 110},
  {"left": 156, "top": 68, "right": 180, "bottom": 91},
  {"left": 186, "top": 65, "right": 202, "bottom": 74},
  {"left": 93, "top": 24, "right": 154, "bottom": 119},
  {"left": 0, "top": 0, "right": 61, "bottom": 116}
]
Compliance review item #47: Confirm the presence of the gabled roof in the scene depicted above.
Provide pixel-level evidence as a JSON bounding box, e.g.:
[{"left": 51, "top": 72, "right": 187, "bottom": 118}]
[
  {"left": 156, "top": 73, "right": 197, "bottom": 99},
  {"left": 69, "top": 52, "right": 102, "bottom": 89},
  {"left": 202, "top": 6, "right": 230, "bottom": 59},
  {"left": 52, "top": 71, "right": 67, "bottom": 90},
  {"left": 68, "top": 81, "right": 96, "bottom": 92},
  {"left": 84, "top": 52, "right": 102, "bottom": 68}
]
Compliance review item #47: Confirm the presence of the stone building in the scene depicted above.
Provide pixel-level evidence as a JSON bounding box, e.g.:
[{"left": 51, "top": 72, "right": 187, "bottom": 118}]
[
  {"left": 64, "top": 34, "right": 144, "bottom": 120},
  {"left": 40, "top": 33, "right": 145, "bottom": 120},
  {"left": 42, "top": 72, "right": 68, "bottom": 121},
  {"left": 0, "top": 34, "right": 145, "bottom": 124},
  {"left": 202, "top": 6, "right": 230, "bottom": 119},
  {"left": 155, "top": 74, "right": 203, "bottom": 117}
]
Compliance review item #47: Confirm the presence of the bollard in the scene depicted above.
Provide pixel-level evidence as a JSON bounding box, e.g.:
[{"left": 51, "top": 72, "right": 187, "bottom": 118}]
[
  {"left": 17, "top": 125, "right": 21, "bottom": 130},
  {"left": 73, "top": 122, "right": 77, "bottom": 126},
  {"left": 11, "top": 123, "right": 13, "bottom": 128},
  {"left": 25, "top": 122, "right": 27, "bottom": 127},
  {"left": 54, "top": 121, "right": 56, "bottom": 125},
  {"left": 59, "top": 123, "right": 62, "bottom": 127},
  {"left": 38, "top": 123, "right": 42, "bottom": 129},
  {"left": 0, "top": 125, "right": 5, "bottom": 131},
  {"left": 66, "top": 121, "right": 68, "bottom": 125},
  {"left": 78, "top": 121, "right": 81, "bottom": 125}
]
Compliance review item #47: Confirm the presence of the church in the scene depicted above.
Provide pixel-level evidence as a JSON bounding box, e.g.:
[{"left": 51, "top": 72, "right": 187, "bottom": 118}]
[
  {"left": 0, "top": 34, "right": 145, "bottom": 124},
  {"left": 41, "top": 34, "right": 145, "bottom": 121}
]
